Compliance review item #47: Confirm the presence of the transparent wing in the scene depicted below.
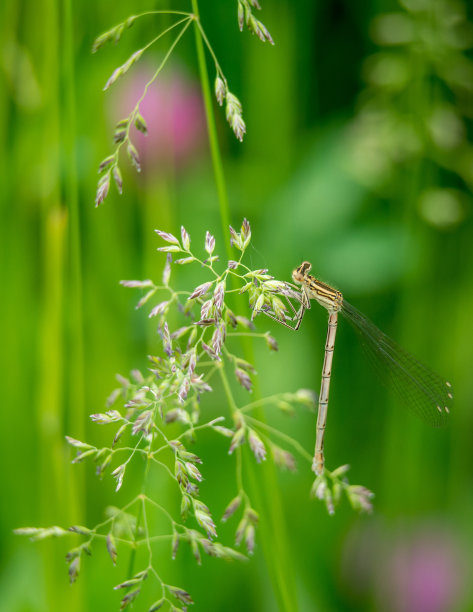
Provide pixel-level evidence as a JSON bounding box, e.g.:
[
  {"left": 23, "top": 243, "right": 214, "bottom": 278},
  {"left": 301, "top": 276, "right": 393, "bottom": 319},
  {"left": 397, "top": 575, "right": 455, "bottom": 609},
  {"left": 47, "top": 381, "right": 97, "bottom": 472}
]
[{"left": 341, "top": 300, "right": 452, "bottom": 427}]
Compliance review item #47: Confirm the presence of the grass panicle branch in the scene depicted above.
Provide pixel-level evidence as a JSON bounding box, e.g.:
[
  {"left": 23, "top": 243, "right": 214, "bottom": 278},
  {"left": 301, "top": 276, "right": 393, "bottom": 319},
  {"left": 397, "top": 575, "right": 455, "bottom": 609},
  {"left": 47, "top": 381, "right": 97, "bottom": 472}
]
[
  {"left": 94, "top": 4, "right": 275, "bottom": 206},
  {"left": 17, "top": 220, "right": 373, "bottom": 609}
]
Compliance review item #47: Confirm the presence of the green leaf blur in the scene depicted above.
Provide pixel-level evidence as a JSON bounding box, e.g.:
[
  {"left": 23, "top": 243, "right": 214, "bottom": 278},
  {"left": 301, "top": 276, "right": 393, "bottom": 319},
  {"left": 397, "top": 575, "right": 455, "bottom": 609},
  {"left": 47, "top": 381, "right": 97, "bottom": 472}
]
[{"left": 2, "top": 0, "right": 473, "bottom": 611}]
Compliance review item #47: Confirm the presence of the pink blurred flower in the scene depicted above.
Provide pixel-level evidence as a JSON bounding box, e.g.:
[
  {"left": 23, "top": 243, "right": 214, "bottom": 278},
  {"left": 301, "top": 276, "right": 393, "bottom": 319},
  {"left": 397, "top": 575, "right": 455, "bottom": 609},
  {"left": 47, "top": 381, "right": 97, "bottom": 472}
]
[
  {"left": 342, "top": 521, "right": 470, "bottom": 612},
  {"left": 109, "top": 63, "right": 206, "bottom": 172},
  {"left": 378, "top": 526, "right": 468, "bottom": 612}
]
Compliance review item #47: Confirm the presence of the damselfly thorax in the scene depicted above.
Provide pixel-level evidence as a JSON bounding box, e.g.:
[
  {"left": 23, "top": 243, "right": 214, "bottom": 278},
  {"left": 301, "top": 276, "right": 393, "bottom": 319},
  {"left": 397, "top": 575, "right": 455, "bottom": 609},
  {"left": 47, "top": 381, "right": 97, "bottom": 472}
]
[{"left": 292, "top": 261, "right": 343, "bottom": 314}]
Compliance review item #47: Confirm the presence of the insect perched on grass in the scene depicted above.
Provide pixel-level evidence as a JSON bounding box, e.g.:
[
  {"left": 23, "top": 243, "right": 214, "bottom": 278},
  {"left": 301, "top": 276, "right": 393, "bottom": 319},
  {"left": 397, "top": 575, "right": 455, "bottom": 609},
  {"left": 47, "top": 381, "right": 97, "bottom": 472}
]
[{"left": 261, "top": 261, "right": 453, "bottom": 475}]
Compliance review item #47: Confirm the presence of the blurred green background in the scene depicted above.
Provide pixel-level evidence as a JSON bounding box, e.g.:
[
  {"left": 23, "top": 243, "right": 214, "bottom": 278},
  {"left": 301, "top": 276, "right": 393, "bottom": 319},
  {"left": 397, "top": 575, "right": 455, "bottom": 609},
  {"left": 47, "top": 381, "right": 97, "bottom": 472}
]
[{"left": 2, "top": 0, "right": 473, "bottom": 610}]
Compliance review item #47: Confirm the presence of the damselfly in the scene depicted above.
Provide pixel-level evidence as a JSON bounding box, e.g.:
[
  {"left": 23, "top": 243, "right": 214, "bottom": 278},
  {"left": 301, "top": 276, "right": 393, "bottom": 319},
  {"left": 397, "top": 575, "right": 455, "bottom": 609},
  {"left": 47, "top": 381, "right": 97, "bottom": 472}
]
[{"left": 264, "top": 261, "right": 453, "bottom": 475}]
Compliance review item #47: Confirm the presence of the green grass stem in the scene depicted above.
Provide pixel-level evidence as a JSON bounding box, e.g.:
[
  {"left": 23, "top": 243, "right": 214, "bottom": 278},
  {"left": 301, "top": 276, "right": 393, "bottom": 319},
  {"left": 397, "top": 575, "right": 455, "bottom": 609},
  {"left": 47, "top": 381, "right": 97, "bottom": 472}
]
[{"left": 191, "top": 0, "right": 232, "bottom": 256}]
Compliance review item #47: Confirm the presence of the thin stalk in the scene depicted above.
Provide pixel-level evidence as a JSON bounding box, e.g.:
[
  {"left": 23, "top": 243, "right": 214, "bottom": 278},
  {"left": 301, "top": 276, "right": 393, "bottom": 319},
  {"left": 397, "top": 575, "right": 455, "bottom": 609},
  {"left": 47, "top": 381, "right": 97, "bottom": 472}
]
[
  {"left": 128, "top": 397, "right": 162, "bottom": 578},
  {"left": 38, "top": 210, "right": 69, "bottom": 609},
  {"left": 218, "top": 362, "right": 239, "bottom": 413},
  {"left": 191, "top": 1, "right": 232, "bottom": 256},
  {"left": 127, "top": 456, "right": 153, "bottom": 578},
  {"left": 219, "top": 350, "right": 298, "bottom": 611},
  {"left": 142, "top": 1, "right": 177, "bottom": 341},
  {"left": 243, "top": 423, "right": 298, "bottom": 611},
  {"left": 37, "top": 0, "right": 71, "bottom": 610},
  {"left": 63, "top": 0, "right": 86, "bottom": 546},
  {"left": 245, "top": 415, "right": 312, "bottom": 463},
  {"left": 193, "top": 3, "right": 298, "bottom": 607}
]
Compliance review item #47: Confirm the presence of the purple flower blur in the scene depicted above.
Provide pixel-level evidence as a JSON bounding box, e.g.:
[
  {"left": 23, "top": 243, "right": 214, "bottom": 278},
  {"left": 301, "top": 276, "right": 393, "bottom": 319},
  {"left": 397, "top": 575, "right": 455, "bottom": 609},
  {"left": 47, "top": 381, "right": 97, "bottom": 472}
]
[
  {"left": 342, "top": 521, "right": 470, "bottom": 612},
  {"left": 379, "top": 526, "right": 467, "bottom": 612},
  {"left": 110, "top": 63, "right": 206, "bottom": 172}
]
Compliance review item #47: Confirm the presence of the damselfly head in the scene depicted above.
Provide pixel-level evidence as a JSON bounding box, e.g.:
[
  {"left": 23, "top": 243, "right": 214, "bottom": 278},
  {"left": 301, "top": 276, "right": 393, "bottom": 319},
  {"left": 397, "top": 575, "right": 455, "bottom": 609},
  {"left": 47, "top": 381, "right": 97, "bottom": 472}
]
[{"left": 292, "top": 261, "right": 312, "bottom": 284}]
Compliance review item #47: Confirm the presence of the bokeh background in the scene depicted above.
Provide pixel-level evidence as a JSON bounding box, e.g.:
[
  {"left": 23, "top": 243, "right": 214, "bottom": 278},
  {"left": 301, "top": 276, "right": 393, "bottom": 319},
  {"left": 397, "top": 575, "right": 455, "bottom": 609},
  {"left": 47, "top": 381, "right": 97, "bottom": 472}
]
[{"left": 2, "top": 0, "right": 473, "bottom": 610}]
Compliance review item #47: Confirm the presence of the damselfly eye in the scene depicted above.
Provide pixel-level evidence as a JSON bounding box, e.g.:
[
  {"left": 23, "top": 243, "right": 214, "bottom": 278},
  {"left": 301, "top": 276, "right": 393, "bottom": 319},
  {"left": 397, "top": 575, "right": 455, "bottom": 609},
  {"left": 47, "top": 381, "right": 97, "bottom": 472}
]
[{"left": 292, "top": 261, "right": 311, "bottom": 282}]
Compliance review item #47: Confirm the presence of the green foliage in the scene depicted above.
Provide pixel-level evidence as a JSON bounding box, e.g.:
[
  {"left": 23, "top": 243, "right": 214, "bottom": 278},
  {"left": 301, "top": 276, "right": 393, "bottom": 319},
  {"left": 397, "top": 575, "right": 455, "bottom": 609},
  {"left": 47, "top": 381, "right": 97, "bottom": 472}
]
[
  {"left": 346, "top": 0, "right": 473, "bottom": 228},
  {"left": 4, "top": 0, "right": 473, "bottom": 610}
]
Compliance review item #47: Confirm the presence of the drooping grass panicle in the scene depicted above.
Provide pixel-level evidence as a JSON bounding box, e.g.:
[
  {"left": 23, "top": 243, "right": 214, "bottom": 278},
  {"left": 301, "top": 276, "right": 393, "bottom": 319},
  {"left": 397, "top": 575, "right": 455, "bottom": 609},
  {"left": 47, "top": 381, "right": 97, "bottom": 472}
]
[
  {"left": 236, "top": 0, "right": 274, "bottom": 44},
  {"left": 94, "top": 7, "right": 274, "bottom": 205}
]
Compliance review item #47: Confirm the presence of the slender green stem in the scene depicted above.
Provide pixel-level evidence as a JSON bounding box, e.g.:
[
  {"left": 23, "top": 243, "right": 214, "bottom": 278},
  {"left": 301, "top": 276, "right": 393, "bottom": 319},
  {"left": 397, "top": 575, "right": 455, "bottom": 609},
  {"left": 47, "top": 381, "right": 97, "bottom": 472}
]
[
  {"left": 239, "top": 394, "right": 291, "bottom": 414},
  {"left": 191, "top": 0, "right": 232, "bottom": 255},
  {"left": 84, "top": 534, "right": 134, "bottom": 545},
  {"left": 91, "top": 497, "right": 140, "bottom": 533},
  {"left": 190, "top": 5, "right": 298, "bottom": 608},
  {"left": 143, "top": 495, "right": 176, "bottom": 525},
  {"left": 116, "top": 18, "right": 193, "bottom": 158},
  {"left": 63, "top": 1, "right": 86, "bottom": 578},
  {"left": 222, "top": 370, "right": 298, "bottom": 612},
  {"left": 236, "top": 447, "right": 246, "bottom": 494},
  {"left": 141, "top": 10, "right": 192, "bottom": 17},
  {"left": 246, "top": 415, "right": 312, "bottom": 462},
  {"left": 121, "top": 10, "right": 193, "bottom": 22},
  {"left": 142, "top": 534, "right": 174, "bottom": 544},
  {"left": 149, "top": 457, "right": 176, "bottom": 480},
  {"left": 217, "top": 364, "right": 238, "bottom": 415},
  {"left": 36, "top": 1, "right": 74, "bottom": 609},
  {"left": 194, "top": 19, "right": 226, "bottom": 81},
  {"left": 137, "top": 17, "right": 193, "bottom": 89},
  {"left": 141, "top": 497, "right": 154, "bottom": 561},
  {"left": 127, "top": 433, "right": 154, "bottom": 578}
]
